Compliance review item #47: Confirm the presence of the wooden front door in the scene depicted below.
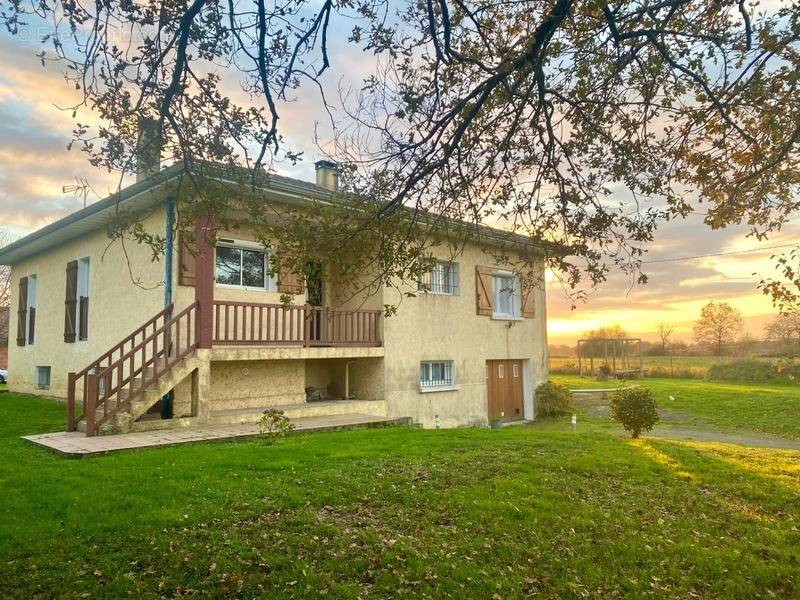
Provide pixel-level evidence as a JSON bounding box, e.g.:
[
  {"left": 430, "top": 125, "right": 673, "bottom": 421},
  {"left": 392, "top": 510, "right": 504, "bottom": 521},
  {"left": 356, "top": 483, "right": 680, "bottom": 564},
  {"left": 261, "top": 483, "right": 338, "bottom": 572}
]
[{"left": 486, "top": 360, "right": 525, "bottom": 421}]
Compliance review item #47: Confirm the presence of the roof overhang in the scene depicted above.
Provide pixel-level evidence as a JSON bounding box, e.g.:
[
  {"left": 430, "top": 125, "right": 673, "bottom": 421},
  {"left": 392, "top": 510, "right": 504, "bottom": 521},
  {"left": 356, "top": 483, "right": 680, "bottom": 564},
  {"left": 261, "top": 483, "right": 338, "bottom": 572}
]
[{"left": 0, "top": 161, "right": 568, "bottom": 264}]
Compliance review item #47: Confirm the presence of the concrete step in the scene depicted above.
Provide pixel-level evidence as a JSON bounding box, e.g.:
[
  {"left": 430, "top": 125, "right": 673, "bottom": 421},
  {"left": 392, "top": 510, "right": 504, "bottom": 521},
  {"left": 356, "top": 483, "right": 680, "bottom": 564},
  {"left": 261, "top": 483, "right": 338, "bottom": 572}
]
[
  {"left": 77, "top": 353, "right": 200, "bottom": 436},
  {"left": 208, "top": 399, "right": 388, "bottom": 425},
  {"left": 76, "top": 410, "right": 132, "bottom": 435}
]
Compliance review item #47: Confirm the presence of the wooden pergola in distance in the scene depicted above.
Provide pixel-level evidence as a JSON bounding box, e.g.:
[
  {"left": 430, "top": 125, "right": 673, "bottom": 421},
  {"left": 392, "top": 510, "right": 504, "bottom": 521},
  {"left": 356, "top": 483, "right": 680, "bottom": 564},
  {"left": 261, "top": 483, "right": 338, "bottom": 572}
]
[{"left": 577, "top": 337, "right": 643, "bottom": 377}]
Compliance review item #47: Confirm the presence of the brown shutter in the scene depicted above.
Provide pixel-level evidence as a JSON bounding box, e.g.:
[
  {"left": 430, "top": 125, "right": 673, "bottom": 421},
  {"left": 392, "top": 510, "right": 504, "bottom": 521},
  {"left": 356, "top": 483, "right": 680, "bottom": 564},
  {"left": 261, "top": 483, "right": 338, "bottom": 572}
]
[
  {"left": 16, "top": 276, "right": 28, "bottom": 346},
  {"left": 522, "top": 279, "right": 535, "bottom": 318},
  {"left": 277, "top": 264, "right": 305, "bottom": 295},
  {"left": 178, "top": 232, "right": 196, "bottom": 286},
  {"left": 78, "top": 296, "right": 89, "bottom": 341},
  {"left": 475, "top": 266, "right": 493, "bottom": 316},
  {"left": 64, "top": 260, "right": 78, "bottom": 343}
]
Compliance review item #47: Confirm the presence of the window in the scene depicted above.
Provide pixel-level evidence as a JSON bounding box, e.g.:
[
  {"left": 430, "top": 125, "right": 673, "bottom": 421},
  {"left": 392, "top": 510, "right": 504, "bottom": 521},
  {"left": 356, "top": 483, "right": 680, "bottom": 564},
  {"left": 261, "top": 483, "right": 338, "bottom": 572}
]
[
  {"left": 418, "top": 261, "right": 458, "bottom": 295},
  {"left": 35, "top": 366, "right": 51, "bottom": 390},
  {"left": 420, "top": 360, "right": 455, "bottom": 390},
  {"left": 27, "top": 274, "right": 37, "bottom": 344},
  {"left": 77, "top": 258, "right": 90, "bottom": 341},
  {"left": 215, "top": 240, "right": 275, "bottom": 290},
  {"left": 492, "top": 273, "right": 521, "bottom": 319}
]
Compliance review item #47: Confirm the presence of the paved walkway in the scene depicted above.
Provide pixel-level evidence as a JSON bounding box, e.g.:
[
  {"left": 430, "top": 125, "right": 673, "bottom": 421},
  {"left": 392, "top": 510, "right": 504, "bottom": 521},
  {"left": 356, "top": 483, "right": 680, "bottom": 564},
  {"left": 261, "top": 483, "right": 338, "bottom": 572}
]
[
  {"left": 24, "top": 413, "right": 410, "bottom": 457},
  {"left": 648, "top": 426, "right": 800, "bottom": 451}
]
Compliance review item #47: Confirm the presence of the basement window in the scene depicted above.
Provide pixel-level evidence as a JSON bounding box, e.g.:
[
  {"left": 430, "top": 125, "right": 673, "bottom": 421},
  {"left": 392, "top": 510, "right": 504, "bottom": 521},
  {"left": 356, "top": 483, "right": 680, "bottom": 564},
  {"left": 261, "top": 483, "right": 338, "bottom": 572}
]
[
  {"left": 419, "top": 360, "right": 457, "bottom": 392},
  {"left": 35, "top": 366, "right": 51, "bottom": 390}
]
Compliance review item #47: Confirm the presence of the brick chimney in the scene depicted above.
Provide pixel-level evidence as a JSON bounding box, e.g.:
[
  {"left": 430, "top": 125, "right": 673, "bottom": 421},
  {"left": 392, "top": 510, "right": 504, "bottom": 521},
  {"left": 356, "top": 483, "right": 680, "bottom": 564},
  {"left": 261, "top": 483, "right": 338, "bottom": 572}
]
[
  {"left": 136, "top": 118, "right": 163, "bottom": 182},
  {"left": 314, "top": 160, "right": 339, "bottom": 191}
]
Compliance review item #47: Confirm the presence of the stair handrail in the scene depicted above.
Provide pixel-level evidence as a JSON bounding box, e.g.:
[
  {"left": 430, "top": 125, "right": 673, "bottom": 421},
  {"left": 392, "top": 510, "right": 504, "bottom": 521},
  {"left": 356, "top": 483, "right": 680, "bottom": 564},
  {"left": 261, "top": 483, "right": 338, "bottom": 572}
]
[
  {"left": 67, "top": 304, "right": 174, "bottom": 431},
  {"left": 68, "top": 302, "right": 198, "bottom": 436},
  {"left": 86, "top": 301, "right": 198, "bottom": 436},
  {"left": 75, "top": 304, "right": 173, "bottom": 381},
  {"left": 67, "top": 304, "right": 175, "bottom": 431}
]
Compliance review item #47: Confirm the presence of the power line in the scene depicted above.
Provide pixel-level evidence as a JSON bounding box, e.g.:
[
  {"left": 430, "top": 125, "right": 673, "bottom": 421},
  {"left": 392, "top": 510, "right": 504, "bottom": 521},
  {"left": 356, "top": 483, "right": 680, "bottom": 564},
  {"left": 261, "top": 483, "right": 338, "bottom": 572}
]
[{"left": 642, "top": 242, "right": 798, "bottom": 264}]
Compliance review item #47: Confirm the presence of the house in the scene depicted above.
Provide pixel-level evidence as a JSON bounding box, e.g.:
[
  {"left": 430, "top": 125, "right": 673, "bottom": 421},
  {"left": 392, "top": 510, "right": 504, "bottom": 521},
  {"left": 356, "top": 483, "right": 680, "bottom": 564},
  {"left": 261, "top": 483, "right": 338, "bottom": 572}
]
[{"left": 0, "top": 157, "right": 551, "bottom": 436}]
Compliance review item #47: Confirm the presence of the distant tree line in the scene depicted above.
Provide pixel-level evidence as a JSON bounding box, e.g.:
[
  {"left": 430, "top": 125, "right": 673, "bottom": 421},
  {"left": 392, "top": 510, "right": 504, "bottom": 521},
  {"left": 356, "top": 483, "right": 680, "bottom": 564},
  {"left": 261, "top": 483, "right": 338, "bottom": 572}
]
[{"left": 550, "top": 301, "right": 800, "bottom": 359}]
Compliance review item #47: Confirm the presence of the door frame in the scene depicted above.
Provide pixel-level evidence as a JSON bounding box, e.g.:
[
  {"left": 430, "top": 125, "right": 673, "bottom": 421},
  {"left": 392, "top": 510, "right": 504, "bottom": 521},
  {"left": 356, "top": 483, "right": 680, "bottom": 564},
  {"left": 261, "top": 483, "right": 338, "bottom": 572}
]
[
  {"left": 486, "top": 358, "right": 535, "bottom": 422},
  {"left": 486, "top": 359, "right": 531, "bottom": 422}
]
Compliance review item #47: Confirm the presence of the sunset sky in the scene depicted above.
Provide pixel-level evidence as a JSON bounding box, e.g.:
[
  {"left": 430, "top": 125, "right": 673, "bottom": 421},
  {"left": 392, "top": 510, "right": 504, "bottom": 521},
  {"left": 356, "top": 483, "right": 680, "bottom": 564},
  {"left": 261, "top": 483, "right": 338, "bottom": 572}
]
[{"left": 0, "top": 26, "right": 793, "bottom": 346}]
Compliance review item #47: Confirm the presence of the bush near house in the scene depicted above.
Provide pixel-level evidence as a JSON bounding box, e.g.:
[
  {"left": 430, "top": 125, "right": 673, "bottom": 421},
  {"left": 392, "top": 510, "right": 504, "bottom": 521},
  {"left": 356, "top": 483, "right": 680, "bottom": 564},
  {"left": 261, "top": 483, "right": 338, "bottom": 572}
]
[
  {"left": 609, "top": 386, "right": 659, "bottom": 438},
  {"left": 535, "top": 381, "right": 574, "bottom": 418}
]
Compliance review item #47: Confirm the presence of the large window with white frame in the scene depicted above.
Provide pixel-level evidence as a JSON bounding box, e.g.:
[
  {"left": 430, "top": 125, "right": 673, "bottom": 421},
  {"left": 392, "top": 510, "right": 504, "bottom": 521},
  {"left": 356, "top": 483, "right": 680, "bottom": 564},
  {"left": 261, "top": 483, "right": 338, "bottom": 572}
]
[
  {"left": 492, "top": 272, "right": 521, "bottom": 319},
  {"left": 419, "top": 360, "right": 455, "bottom": 390},
  {"left": 418, "top": 261, "right": 459, "bottom": 295},
  {"left": 215, "top": 239, "right": 275, "bottom": 291}
]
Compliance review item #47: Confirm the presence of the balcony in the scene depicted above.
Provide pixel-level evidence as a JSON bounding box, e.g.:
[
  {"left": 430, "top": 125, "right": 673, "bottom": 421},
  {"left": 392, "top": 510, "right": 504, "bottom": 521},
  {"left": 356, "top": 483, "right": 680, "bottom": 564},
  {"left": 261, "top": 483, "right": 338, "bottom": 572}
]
[{"left": 211, "top": 301, "right": 382, "bottom": 347}]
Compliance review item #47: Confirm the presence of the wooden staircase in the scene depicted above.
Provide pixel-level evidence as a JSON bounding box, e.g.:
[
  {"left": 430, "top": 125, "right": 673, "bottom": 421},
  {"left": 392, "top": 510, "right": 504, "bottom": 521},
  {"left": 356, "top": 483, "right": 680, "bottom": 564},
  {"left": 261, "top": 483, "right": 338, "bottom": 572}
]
[{"left": 67, "top": 302, "right": 199, "bottom": 436}]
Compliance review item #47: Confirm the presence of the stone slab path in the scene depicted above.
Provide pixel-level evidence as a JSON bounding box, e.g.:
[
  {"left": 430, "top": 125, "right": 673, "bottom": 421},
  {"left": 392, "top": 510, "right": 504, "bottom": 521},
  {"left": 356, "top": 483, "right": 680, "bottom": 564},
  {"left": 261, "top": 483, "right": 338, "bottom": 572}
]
[{"left": 23, "top": 413, "right": 411, "bottom": 457}]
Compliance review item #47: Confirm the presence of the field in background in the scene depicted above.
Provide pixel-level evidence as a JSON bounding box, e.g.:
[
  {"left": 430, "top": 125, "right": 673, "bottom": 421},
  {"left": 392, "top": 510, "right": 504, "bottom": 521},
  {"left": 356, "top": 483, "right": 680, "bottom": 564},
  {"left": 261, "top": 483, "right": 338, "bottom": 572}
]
[{"left": 549, "top": 354, "right": 777, "bottom": 377}]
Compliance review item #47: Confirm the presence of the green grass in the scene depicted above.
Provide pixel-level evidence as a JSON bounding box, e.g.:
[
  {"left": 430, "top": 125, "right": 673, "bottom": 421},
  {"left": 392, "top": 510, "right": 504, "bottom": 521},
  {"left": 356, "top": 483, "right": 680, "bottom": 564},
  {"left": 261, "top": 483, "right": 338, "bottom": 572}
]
[
  {"left": 2, "top": 394, "right": 800, "bottom": 598},
  {"left": 553, "top": 374, "right": 800, "bottom": 439}
]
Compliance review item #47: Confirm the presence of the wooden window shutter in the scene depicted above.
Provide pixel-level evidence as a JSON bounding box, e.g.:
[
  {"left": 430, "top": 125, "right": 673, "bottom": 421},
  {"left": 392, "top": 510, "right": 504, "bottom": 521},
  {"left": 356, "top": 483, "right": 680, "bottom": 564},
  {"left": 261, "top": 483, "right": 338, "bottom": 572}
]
[
  {"left": 475, "top": 266, "right": 493, "bottom": 316},
  {"left": 64, "top": 260, "right": 78, "bottom": 343},
  {"left": 522, "top": 279, "right": 535, "bottom": 318},
  {"left": 277, "top": 263, "right": 305, "bottom": 295},
  {"left": 178, "top": 232, "right": 196, "bottom": 287},
  {"left": 16, "top": 276, "right": 28, "bottom": 346}
]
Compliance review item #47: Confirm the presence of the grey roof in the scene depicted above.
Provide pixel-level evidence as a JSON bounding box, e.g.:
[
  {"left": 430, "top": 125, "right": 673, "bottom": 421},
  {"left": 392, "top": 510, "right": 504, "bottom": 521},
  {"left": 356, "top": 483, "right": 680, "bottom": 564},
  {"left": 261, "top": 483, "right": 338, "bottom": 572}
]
[
  {"left": 0, "top": 162, "right": 564, "bottom": 265},
  {"left": 0, "top": 164, "right": 333, "bottom": 265}
]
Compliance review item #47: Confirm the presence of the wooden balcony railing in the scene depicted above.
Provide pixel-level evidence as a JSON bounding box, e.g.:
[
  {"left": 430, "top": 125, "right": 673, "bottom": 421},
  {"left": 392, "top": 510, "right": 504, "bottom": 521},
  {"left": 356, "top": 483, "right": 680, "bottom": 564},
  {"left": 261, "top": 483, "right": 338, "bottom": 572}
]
[{"left": 212, "top": 301, "right": 382, "bottom": 347}]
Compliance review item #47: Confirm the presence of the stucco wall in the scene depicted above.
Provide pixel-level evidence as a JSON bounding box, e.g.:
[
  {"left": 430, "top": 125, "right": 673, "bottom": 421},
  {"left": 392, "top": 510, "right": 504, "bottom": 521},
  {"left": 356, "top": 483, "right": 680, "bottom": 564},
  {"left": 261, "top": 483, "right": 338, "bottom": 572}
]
[
  {"left": 7, "top": 197, "right": 548, "bottom": 431},
  {"left": 8, "top": 208, "right": 168, "bottom": 397},
  {"left": 305, "top": 357, "right": 384, "bottom": 400},
  {"left": 382, "top": 243, "right": 548, "bottom": 428},
  {"left": 209, "top": 359, "right": 305, "bottom": 410}
]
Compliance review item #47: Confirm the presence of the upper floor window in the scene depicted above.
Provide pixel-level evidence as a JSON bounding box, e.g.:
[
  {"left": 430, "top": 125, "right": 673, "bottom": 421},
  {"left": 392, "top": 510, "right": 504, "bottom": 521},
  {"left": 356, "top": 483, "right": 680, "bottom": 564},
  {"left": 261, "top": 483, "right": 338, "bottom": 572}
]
[
  {"left": 418, "top": 261, "right": 459, "bottom": 295},
  {"left": 420, "top": 360, "right": 455, "bottom": 390},
  {"left": 215, "top": 239, "right": 275, "bottom": 291},
  {"left": 492, "top": 272, "right": 521, "bottom": 319}
]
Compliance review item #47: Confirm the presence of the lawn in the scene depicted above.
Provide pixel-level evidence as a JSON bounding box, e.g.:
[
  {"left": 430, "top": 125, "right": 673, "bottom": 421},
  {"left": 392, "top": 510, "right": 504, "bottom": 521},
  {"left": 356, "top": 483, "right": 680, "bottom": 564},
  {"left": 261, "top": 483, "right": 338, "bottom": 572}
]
[
  {"left": 553, "top": 374, "right": 800, "bottom": 440},
  {"left": 1, "top": 392, "right": 800, "bottom": 598}
]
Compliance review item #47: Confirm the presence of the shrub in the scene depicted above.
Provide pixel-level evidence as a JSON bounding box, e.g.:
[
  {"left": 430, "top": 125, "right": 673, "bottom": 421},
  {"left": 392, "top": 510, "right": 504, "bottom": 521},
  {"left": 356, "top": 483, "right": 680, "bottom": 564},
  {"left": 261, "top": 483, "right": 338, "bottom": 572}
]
[
  {"left": 776, "top": 358, "right": 800, "bottom": 381},
  {"left": 609, "top": 386, "right": 659, "bottom": 439},
  {"left": 258, "top": 409, "right": 294, "bottom": 443},
  {"left": 707, "top": 358, "right": 776, "bottom": 383},
  {"left": 535, "top": 381, "right": 574, "bottom": 418},
  {"left": 597, "top": 363, "right": 612, "bottom": 379},
  {"left": 647, "top": 365, "right": 705, "bottom": 379}
]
